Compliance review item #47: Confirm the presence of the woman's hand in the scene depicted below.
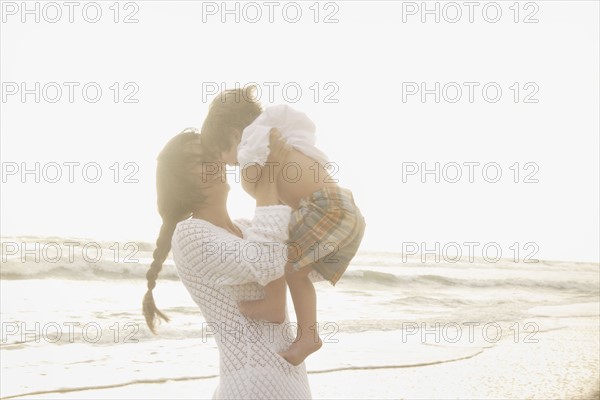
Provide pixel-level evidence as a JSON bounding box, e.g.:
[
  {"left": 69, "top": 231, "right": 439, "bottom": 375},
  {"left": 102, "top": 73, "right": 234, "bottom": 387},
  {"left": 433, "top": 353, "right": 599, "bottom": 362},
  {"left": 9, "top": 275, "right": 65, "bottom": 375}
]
[{"left": 254, "top": 129, "right": 290, "bottom": 206}]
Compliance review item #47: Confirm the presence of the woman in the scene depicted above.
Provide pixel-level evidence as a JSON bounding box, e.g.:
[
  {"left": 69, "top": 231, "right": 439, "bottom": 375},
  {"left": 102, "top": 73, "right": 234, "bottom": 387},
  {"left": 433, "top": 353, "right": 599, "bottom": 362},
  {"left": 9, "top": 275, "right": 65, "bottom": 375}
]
[{"left": 142, "top": 128, "right": 312, "bottom": 399}]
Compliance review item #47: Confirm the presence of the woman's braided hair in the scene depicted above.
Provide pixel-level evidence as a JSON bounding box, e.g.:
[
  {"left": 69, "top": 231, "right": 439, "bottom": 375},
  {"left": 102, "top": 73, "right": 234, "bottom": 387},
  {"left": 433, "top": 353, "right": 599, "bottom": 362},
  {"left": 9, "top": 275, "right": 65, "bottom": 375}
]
[{"left": 142, "top": 129, "right": 206, "bottom": 334}]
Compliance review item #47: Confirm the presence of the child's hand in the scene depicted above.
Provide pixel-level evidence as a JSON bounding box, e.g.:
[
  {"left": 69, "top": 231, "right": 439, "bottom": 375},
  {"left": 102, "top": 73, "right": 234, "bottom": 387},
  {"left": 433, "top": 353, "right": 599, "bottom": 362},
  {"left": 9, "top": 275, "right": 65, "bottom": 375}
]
[
  {"left": 267, "top": 128, "right": 291, "bottom": 167},
  {"left": 253, "top": 129, "right": 290, "bottom": 206}
]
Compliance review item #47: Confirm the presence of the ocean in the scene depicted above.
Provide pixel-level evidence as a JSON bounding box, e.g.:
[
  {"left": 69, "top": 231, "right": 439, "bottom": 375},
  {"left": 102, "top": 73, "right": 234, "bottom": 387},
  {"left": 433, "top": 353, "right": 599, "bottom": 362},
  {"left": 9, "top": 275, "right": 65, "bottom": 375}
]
[{"left": 1, "top": 236, "right": 599, "bottom": 399}]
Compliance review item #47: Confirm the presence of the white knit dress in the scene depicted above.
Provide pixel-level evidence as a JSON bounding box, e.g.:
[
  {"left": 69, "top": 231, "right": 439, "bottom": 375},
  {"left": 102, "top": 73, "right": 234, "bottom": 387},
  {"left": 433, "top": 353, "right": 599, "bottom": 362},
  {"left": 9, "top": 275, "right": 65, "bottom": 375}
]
[{"left": 171, "top": 205, "right": 312, "bottom": 400}]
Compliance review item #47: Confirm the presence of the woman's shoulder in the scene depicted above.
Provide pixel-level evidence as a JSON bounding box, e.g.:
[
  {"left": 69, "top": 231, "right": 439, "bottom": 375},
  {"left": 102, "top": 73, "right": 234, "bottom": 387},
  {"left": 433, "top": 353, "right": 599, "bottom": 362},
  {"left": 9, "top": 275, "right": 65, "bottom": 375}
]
[
  {"left": 172, "top": 218, "right": 217, "bottom": 247},
  {"left": 175, "top": 217, "right": 208, "bottom": 232},
  {"left": 171, "top": 219, "right": 239, "bottom": 267}
]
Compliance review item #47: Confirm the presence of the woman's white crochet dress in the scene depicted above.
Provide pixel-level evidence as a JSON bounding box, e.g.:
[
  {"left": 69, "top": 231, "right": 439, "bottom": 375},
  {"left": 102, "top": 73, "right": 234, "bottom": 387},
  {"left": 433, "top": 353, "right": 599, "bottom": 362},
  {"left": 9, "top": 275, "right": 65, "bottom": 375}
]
[{"left": 172, "top": 205, "right": 312, "bottom": 399}]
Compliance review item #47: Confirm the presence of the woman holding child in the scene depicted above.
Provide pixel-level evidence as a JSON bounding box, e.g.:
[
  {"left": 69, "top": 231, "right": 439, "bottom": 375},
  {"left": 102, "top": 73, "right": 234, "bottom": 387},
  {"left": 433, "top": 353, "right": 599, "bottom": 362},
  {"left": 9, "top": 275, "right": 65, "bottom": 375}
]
[{"left": 142, "top": 88, "right": 365, "bottom": 399}]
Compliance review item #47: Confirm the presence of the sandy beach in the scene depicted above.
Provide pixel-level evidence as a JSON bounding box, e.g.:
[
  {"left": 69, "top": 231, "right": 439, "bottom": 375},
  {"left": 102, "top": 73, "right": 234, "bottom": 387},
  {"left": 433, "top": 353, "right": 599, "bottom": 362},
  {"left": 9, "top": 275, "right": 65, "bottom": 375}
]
[
  {"left": 2, "top": 246, "right": 598, "bottom": 400},
  {"left": 8, "top": 315, "right": 598, "bottom": 400}
]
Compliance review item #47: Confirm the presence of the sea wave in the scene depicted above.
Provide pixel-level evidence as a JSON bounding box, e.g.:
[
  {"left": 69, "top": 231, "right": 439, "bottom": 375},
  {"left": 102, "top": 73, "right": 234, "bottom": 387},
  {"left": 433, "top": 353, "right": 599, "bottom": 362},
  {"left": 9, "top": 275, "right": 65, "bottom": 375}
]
[
  {"left": 1, "top": 261, "right": 597, "bottom": 297},
  {"left": 1, "top": 236, "right": 598, "bottom": 296},
  {"left": 342, "top": 270, "right": 599, "bottom": 295}
]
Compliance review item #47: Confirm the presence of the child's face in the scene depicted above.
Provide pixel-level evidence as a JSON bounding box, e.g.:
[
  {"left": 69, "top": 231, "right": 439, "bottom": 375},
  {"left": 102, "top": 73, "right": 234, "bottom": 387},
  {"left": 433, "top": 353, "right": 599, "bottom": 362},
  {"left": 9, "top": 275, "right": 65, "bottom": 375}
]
[{"left": 220, "top": 130, "right": 242, "bottom": 166}]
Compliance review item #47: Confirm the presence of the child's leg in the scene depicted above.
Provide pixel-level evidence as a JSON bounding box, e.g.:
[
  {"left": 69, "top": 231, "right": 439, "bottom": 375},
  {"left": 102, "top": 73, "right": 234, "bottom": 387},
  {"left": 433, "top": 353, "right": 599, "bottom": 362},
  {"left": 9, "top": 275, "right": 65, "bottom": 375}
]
[
  {"left": 238, "top": 276, "right": 286, "bottom": 324},
  {"left": 279, "top": 265, "right": 323, "bottom": 366}
]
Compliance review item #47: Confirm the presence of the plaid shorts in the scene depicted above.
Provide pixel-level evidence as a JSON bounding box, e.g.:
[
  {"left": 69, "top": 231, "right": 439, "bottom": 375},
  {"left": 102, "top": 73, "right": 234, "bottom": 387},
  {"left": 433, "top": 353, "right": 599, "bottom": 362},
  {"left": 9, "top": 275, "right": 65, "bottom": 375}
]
[{"left": 287, "top": 187, "right": 366, "bottom": 285}]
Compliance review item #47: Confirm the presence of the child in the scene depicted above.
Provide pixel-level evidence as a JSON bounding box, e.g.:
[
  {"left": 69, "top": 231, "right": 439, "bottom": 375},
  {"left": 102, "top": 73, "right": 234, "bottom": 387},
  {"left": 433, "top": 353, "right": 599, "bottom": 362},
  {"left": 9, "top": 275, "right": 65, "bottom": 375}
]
[{"left": 201, "top": 87, "right": 366, "bottom": 366}]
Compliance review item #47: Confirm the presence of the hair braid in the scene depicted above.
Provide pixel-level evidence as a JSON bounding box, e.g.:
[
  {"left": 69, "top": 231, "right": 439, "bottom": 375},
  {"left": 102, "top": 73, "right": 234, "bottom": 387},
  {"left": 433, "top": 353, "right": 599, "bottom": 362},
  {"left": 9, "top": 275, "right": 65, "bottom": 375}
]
[
  {"left": 142, "top": 218, "right": 178, "bottom": 334},
  {"left": 143, "top": 128, "right": 205, "bottom": 335}
]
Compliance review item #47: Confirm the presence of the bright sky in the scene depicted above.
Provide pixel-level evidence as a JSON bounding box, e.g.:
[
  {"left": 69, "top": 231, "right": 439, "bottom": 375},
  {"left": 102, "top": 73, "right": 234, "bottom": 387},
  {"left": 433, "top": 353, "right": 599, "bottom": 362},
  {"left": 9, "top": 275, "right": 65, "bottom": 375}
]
[{"left": 1, "top": 1, "right": 599, "bottom": 262}]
